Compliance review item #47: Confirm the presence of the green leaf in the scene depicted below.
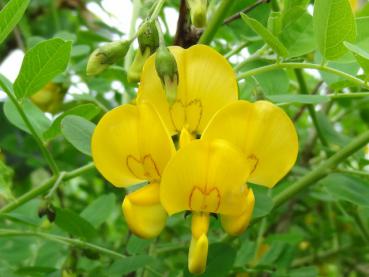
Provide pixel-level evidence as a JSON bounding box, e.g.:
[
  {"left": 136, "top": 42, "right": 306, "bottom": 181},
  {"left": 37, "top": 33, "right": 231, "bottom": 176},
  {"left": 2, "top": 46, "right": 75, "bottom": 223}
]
[
  {"left": 320, "top": 173, "right": 369, "bottom": 207},
  {"left": 313, "top": 0, "right": 357, "bottom": 60},
  {"left": 43, "top": 103, "right": 101, "bottom": 140},
  {"left": 239, "top": 60, "right": 289, "bottom": 96},
  {"left": 344, "top": 41, "right": 369, "bottom": 76},
  {"left": 241, "top": 13, "right": 288, "bottom": 57},
  {"left": 108, "top": 256, "right": 156, "bottom": 277},
  {"left": 290, "top": 266, "right": 319, "bottom": 277},
  {"left": 80, "top": 193, "right": 116, "bottom": 228},
  {"left": 280, "top": 9, "right": 316, "bottom": 58},
  {"left": 14, "top": 38, "right": 72, "bottom": 99},
  {"left": 0, "top": 73, "right": 14, "bottom": 95},
  {"left": 3, "top": 98, "right": 50, "bottom": 137},
  {"left": 0, "top": 0, "right": 30, "bottom": 44},
  {"left": 250, "top": 184, "right": 273, "bottom": 218},
  {"left": 54, "top": 207, "right": 97, "bottom": 239},
  {"left": 126, "top": 236, "right": 152, "bottom": 255},
  {"left": 60, "top": 115, "right": 95, "bottom": 156},
  {"left": 201, "top": 243, "right": 236, "bottom": 277},
  {"left": 267, "top": 94, "right": 330, "bottom": 105}
]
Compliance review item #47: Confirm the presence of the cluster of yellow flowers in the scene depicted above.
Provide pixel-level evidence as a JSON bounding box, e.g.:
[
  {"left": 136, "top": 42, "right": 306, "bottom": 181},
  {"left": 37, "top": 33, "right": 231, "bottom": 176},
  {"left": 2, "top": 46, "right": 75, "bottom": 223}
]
[{"left": 91, "top": 45, "right": 298, "bottom": 274}]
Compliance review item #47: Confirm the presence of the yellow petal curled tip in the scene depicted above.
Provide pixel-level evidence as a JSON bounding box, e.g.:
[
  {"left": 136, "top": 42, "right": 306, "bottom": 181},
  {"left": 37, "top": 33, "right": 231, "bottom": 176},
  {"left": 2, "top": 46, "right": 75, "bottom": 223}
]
[
  {"left": 188, "top": 234, "right": 208, "bottom": 275},
  {"left": 221, "top": 188, "right": 255, "bottom": 236},
  {"left": 122, "top": 193, "right": 167, "bottom": 239},
  {"left": 91, "top": 103, "right": 175, "bottom": 187},
  {"left": 191, "top": 212, "right": 210, "bottom": 239},
  {"left": 160, "top": 139, "right": 252, "bottom": 215},
  {"left": 137, "top": 44, "right": 238, "bottom": 134},
  {"left": 202, "top": 100, "right": 298, "bottom": 188}
]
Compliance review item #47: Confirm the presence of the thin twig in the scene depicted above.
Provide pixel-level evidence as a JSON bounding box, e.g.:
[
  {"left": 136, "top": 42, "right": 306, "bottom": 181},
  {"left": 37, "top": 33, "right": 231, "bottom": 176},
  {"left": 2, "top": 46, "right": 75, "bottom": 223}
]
[{"left": 223, "top": 0, "right": 270, "bottom": 25}]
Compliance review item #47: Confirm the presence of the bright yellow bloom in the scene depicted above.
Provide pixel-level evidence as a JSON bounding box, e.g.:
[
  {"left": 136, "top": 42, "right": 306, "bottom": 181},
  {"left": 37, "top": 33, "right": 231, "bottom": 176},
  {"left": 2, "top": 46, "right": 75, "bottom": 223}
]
[
  {"left": 160, "top": 100, "right": 298, "bottom": 274},
  {"left": 137, "top": 44, "right": 238, "bottom": 135},
  {"left": 91, "top": 103, "right": 175, "bottom": 239}
]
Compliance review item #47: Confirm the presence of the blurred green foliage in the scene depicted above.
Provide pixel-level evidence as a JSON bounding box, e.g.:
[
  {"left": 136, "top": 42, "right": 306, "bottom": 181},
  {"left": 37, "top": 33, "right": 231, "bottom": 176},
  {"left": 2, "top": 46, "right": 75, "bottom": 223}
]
[{"left": 1, "top": 0, "right": 369, "bottom": 276}]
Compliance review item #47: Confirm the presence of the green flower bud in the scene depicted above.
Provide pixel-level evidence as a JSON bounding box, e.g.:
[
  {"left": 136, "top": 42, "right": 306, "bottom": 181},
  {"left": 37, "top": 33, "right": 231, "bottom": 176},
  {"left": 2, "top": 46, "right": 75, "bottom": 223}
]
[
  {"left": 187, "top": 0, "right": 207, "bottom": 28},
  {"left": 155, "top": 46, "right": 179, "bottom": 104},
  {"left": 138, "top": 20, "right": 159, "bottom": 54},
  {"left": 127, "top": 47, "right": 152, "bottom": 83},
  {"left": 86, "top": 40, "right": 131, "bottom": 76}
]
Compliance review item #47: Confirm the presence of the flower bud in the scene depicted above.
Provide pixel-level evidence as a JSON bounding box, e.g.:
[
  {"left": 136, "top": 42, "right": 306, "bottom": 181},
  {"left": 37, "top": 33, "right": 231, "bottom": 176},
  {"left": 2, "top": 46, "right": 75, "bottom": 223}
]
[
  {"left": 138, "top": 20, "right": 159, "bottom": 54},
  {"left": 187, "top": 0, "right": 207, "bottom": 28},
  {"left": 127, "top": 47, "right": 151, "bottom": 83},
  {"left": 155, "top": 46, "right": 179, "bottom": 104},
  {"left": 86, "top": 40, "right": 131, "bottom": 76}
]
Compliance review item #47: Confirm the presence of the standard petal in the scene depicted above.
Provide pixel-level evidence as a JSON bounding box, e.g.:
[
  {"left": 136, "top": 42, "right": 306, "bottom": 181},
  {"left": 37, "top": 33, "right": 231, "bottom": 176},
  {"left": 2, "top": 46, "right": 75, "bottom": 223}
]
[
  {"left": 202, "top": 100, "right": 298, "bottom": 188},
  {"left": 91, "top": 103, "right": 175, "bottom": 187},
  {"left": 221, "top": 189, "right": 255, "bottom": 236},
  {"left": 137, "top": 45, "right": 237, "bottom": 134},
  {"left": 137, "top": 46, "right": 186, "bottom": 134},
  {"left": 160, "top": 140, "right": 252, "bottom": 215}
]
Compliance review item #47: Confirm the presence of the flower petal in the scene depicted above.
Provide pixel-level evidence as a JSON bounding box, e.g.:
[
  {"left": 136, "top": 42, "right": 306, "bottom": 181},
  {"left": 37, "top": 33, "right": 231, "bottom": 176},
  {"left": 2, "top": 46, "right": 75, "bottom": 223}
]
[
  {"left": 122, "top": 193, "right": 167, "bottom": 239},
  {"left": 202, "top": 100, "right": 298, "bottom": 188},
  {"left": 188, "top": 234, "right": 208, "bottom": 275},
  {"left": 91, "top": 103, "right": 175, "bottom": 187},
  {"left": 137, "top": 45, "right": 237, "bottom": 134},
  {"left": 221, "top": 189, "right": 255, "bottom": 236},
  {"left": 160, "top": 140, "right": 252, "bottom": 215}
]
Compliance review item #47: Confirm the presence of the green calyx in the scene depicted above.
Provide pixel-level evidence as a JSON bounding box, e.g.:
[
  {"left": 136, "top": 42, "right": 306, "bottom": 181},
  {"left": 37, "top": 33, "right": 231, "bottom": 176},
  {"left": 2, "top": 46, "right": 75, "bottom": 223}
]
[
  {"left": 138, "top": 20, "right": 160, "bottom": 54},
  {"left": 86, "top": 40, "right": 131, "bottom": 76},
  {"left": 155, "top": 46, "right": 179, "bottom": 104}
]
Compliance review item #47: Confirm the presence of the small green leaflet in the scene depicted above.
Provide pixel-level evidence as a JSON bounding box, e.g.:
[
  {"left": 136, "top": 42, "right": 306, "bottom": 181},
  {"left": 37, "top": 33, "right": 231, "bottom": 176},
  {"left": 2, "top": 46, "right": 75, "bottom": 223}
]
[
  {"left": 3, "top": 98, "right": 50, "bottom": 137},
  {"left": 61, "top": 115, "right": 95, "bottom": 156},
  {"left": 344, "top": 41, "right": 369, "bottom": 76},
  {"left": 241, "top": 13, "right": 288, "bottom": 57},
  {"left": 313, "top": 0, "right": 356, "bottom": 60},
  {"left": 14, "top": 38, "right": 72, "bottom": 99},
  {"left": 320, "top": 173, "right": 369, "bottom": 207},
  {"left": 0, "top": 0, "right": 30, "bottom": 44},
  {"left": 43, "top": 103, "right": 101, "bottom": 140}
]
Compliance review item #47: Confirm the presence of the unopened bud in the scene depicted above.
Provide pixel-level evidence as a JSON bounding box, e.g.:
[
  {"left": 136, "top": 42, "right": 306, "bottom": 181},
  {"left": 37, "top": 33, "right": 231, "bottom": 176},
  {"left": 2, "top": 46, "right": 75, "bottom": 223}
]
[
  {"left": 187, "top": 0, "right": 207, "bottom": 28},
  {"left": 138, "top": 21, "right": 159, "bottom": 54},
  {"left": 86, "top": 40, "right": 131, "bottom": 76},
  {"left": 127, "top": 47, "right": 151, "bottom": 83},
  {"left": 155, "top": 46, "right": 178, "bottom": 104}
]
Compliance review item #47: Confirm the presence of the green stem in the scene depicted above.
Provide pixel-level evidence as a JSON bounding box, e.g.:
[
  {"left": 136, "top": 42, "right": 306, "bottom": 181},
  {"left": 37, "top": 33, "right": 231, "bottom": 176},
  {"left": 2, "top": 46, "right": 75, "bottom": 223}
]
[
  {"left": 0, "top": 229, "right": 126, "bottom": 259},
  {"left": 335, "top": 168, "right": 369, "bottom": 177},
  {"left": 45, "top": 171, "right": 66, "bottom": 200},
  {"left": 5, "top": 92, "right": 59, "bottom": 175},
  {"left": 199, "top": 0, "right": 236, "bottom": 45},
  {"left": 272, "top": 129, "right": 369, "bottom": 207},
  {"left": 237, "top": 62, "right": 369, "bottom": 89},
  {"left": 0, "top": 163, "right": 95, "bottom": 213},
  {"left": 329, "top": 92, "right": 369, "bottom": 99},
  {"left": 225, "top": 41, "right": 249, "bottom": 58},
  {"left": 292, "top": 244, "right": 353, "bottom": 267},
  {"left": 294, "top": 68, "right": 328, "bottom": 146},
  {"left": 150, "top": 0, "right": 166, "bottom": 21},
  {"left": 124, "top": 0, "right": 140, "bottom": 72}
]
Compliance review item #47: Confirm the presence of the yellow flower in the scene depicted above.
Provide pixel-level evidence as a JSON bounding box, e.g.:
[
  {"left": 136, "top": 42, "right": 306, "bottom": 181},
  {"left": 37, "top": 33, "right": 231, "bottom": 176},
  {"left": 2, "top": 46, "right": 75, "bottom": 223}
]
[
  {"left": 91, "top": 103, "right": 176, "bottom": 239},
  {"left": 160, "top": 100, "right": 298, "bottom": 274},
  {"left": 137, "top": 44, "right": 238, "bottom": 135}
]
